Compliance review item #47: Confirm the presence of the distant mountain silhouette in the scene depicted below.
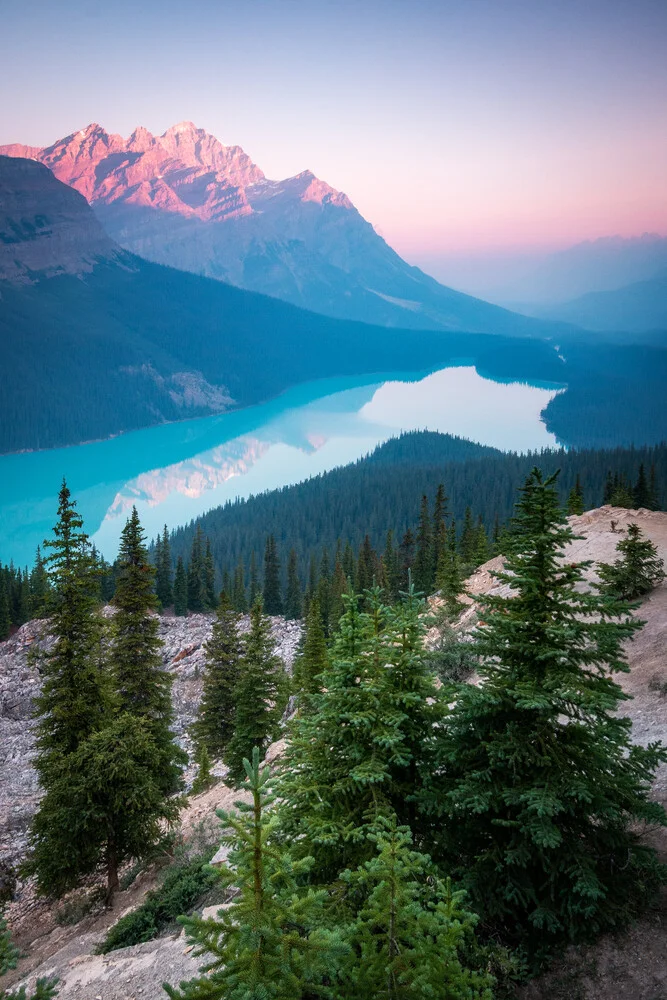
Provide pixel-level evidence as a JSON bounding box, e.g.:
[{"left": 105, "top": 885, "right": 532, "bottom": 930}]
[
  {"left": 536, "top": 269, "right": 667, "bottom": 333},
  {"left": 0, "top": 122, "right": 564, "bottom": 338}
]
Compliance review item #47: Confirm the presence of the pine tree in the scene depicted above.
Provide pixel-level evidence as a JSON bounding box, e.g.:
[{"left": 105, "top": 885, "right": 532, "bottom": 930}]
[
  {"left": 29, "top": 546, "right": 50, "bottom": 617},
  {"left": 473, "top": 517, "right": 489, "bottom": 566},
  {"left": 648, "top": 464, "right": 661, "bottom": 510},
  {"left": 155, "top": 525, "right": 173, "bottom": 609},
  {"left": 174, "top": 556, "right": 188, "bottom": 617},
  {"left": 458, "top": 507, "right": 477, "bottom": 567},
  {"left": 356, "top": 535, "right": 376, "bottom": 596},
  {"left": 598, "top": 523, "right": 665, "bottom": 600},
  {"left": 192, "top": 592, "right": 243, "bottom": 759},
  {"left": 567, "top": 473, "right": 585, "bottom": 516},
  {"left": 633, "top": 464, "right": 651, "bottom": 509},
  {"left": 432, "top": 469, "right": 667, "bottom": 960},
  {"left": 316, "top": 548, "right": 331, "bottom": 633},
  {"left": 342, "top": 542, "right": 356, "bottom": 583},
  {"left": 431, "top": 483, "right": 449, "bottom": 585},
  {"left": 603, "top": 470, "right": 615, "bottom": 504},
  {"left": 224, "top": 599, "right": 287, "bottom": 785},
  {"left": 339, "top": 817, "right": 493, "bottom": 1000},
  {"left": 110, "top": 507, "right": 185, "bottom": 797},
  {"left": 165, "top": 749, "right": 345, "bottom": 1000},
  {"left": 232, "top": 558, "right": 247, "bottom": 613},
  {"left": 1, "top": 909, "right": 58, "bottom": 999},
  {"left": 610, "top": 474, "right": 635, "bottom": 508},
  {"left": 293, "top": 597, "right": 328, "bottom": 701},
  {"left": 187, "top": 528, "right": 207, "bottom": 613},
  {"left": 435, "top": 523, "right": 465, "bottom": 619},
  {"left": 58, "top": 714, "right": 182, "bottom": 902},
  {"left": 413, "top": 495, "right": 433, "bottom": 595},
  {"left": 263, "top": 536, "right": 283, "bottom": 616},
  {"left": 191, "top": 743, "right": 215, "bottom": 795},
  {"left": 381, "top": 530, "right": 400, "bottom": 605},
  {"left": 204, "top": 540, "right": 217, "bottom": 611},
  {"left": 279, "top": 587, "right": 441, "bottom": 880},
  {"left": 329, "top": 556, "right": 348, "bottom": 633},
  {"left": 284, "top": 548, "right": 303, "bottom": 620},
  {"left": 248, "top": 551, "right": 260, "bottom": 605}
]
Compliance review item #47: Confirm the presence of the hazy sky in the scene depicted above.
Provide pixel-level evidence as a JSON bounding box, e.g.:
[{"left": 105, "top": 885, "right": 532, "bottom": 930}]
[{"left": 1, "top": 0, "right": 666, "bottom": 258}]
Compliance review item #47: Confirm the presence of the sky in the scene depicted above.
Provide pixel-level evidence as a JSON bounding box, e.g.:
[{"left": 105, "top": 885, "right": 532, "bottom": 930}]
[{"left": 1, "top": 0, "right": 666, "bottom": 264}]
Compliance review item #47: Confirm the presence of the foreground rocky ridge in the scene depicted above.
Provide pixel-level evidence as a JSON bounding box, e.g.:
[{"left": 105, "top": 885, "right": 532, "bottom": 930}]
[{"left": 2, "top": 506, "right": 667, "bottom": 998}]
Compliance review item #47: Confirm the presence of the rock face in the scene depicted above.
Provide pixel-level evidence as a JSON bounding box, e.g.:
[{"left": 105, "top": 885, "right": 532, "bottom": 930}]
[
  {"left": 0, "top": 123, "right": 557, "bottom": 336},
  {"left": 0, "top": 155, "right": 121, "bottom": 282}
]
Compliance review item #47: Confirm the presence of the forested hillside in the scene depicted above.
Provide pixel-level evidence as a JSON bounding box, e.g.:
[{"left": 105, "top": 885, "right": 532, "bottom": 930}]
[{"left": 169, "top": 431, "right": 667, "bottom": 586}]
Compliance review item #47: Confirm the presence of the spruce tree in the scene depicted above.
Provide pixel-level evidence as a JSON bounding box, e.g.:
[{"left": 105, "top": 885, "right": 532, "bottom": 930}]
[
  {"left": 224, "top": 599, "right": 287, "bottom": 785},
  {"left": 284, "top": 548, "right": 303, "bottom": 620},
  {"left": 174, "top": 556, "right": 188, "bottom": 617},
  {"left": 192, "top": 592, "right": 243, "bottom": 759},
  {"left": 248, "top": 551, "right": 260, "bottom": 605},
  {"left": 413, "top": 495, "right": 433, "bottom": 595},
  {"left": 458, "top": 507, "right": 477, "bottom": 567},
  {"left": 435, "top": 524, "right": 465, "bottom": 619},
  {"left": 263, "top": 535, "right": 283, "bottom": 616},
  {"left": 633, "top": 464, "right": 651, "bottom": 509},
  {"left": 187, "top": 528, "right": 207, "bottom": 613},
  {"left": 598, "top": 523, "right": 665, "bottom": 600},
  {"left": 29, "top": 547, "right": 50, "bottom": 617},
  {"left": 329, "top": 556, "right": 348, "bottom": 633},
  {"left": 316, "top": 548, "right": 331, "bottom": 633},
  {"left": 204, "top": 540, "right": 217, "bottom": 611},
  {"left": 165, "top": 749, "right": 345, "bottom": 1000},
  {"left": 293, "top": 597, "right": 328, "bottom": 701},
  {"left": 473, "top": 517, "right": 489, "bottom": 566},
  {"left": 279, "top": 587, "right": 441, "bottom": 880},
  {"left": 339, "top": 817, "right": 493, "bottom": 1000},
  {"left": 0, "top": 576, "right": 10, "bottom": 641},
  {"left": 356, "top": 535, "right": 376, "bottom": 596},
  {"left": 567, "top": 473, "right": 585, "bottom": 516},
  {"left": 431, "top": 483, "right": 449, "bottom": 583},
  {"left": 155, "top": 525, "right": 173, "bottom": 609},
  {"left": 232, "top": 558, "right": 247, "bottom": 613},
  {"left": 110, "top": 506, "right": 185, "bottom": 797},
  {"left": 381, "top": 530, "right": 400, "bottom": 605},
  {"left": 432, "top": 469, "right": 667, "bottom": 961},
  {"left": 190, "top": 743, "right": 215, "bottom": 795}
]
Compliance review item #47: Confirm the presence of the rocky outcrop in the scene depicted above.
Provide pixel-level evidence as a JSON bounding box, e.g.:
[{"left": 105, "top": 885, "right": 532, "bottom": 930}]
[{"left": 0, "top": 155, "right": 122, "bottom": 283}]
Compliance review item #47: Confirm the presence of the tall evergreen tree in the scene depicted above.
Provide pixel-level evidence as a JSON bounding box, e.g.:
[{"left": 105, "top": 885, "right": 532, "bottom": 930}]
[
  {"left": 0, "top": 575, "right": 10, "bottom": 641},
  {"left": 413, "top": 495, "right": 433, "bottom": 595},
  {"left": 155, "top": 525, "right": 173, "bottom": 609},
  {"left": 232, "top": 558, "right": 247, "bottom": 613},
  {"left": 25, "top": 482, "right": 111, "bottom": 896},
  {"left": 633, "top": 464, "right": 651, "bottom": 509},
  {"left": 192, "top": 592, "right": 243, "bottom": 760},
  {"left": 263, "top": 535, "right": 283, "bottom": 616},
  {"left": 29, "top": 546, "right": 50, "bottom": 617},
  {"left": 381, "top": 530, "right": 400, "bottom": 605},
  {"left": 339, "top": 817, "right": 493, "bottom": 1000},
  {"left": 224, "top": 599, "right": 287, "bottom": 785},
  {"left": 248, "top": 550, "right": 260, "bottom": 605},
  {"left": 431, "top": 483, "right": 449, "bottom": 585},
  {"left": 329, "top": 556, "right": 348, "bottom": 633},
  {"left": 110, "top": 506, "right": 185, "bottom": 796},
  {"left": 316, "top": 548, "right": 331, "bottom": 633},
  {"left": 173, "top": 556, "right": 188, "bottom": 617},
  {"left": 598, "top": 523, "right": 665, "bottom": 600},
  {"left": 187, "top": 527, "right": 207, "bottom": 613},
  {"left": 432, "top": 469, "right": 667, "bottom": 961},
  {"left": 435, "top": 523, "right": 465, "bottom": 619},
  {"left": 567, "top": 474, "right": 585, "bottom": 516},
  {"left": 165, "top": 749, "right": 345, "bottom": 1000},
  {"left": 398, "top": 529, "right": 415, "bottom": 591},
  {"left": 458, "top": 507, "right": 477, "bottom": 567},
  {"left": 284, "top": 548, "right": 303, "bottom": 620},
  {"left": 204, "top": 540, "right": 217, "bottom": 611},
  {"left": 293, "top": 597, "right": 328, "bottom": 701},
  {"left": 356, "top": 535, "right": 376, "bottom": 596}
]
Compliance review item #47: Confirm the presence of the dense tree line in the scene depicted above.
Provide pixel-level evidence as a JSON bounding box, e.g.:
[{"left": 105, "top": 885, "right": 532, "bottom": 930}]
[{"left": 165, "top": 432, "right": 666, "bottom": 608}]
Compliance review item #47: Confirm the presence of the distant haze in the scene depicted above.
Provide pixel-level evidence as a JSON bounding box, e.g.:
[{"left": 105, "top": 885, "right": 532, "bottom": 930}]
[{"left": 1, "top": 0, "right": 665, "bottom": 267}]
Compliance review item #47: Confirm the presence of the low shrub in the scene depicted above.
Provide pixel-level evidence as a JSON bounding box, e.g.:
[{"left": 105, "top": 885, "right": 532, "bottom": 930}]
[{"left": 99, "top": 848, "right": 219, "bottom": 953}]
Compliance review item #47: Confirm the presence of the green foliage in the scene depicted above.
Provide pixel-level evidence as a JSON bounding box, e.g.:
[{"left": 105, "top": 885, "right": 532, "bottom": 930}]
[
  {"left": 598, "top": 522, "right": 665, "bottom": 600},
  {"left": 111, "top": 507, "right": 185, "bottom": 797},
  {"left": 412, "top": 494, "right": 433, "bottom": 595},
  {"left": 567, "top": 474, "right": 585, "bottom": 516},
  {"left": 431, "top": 468, "right": 667, "bottom": 963},
  {"left": 155, "top": 525, "right": 173, "bottom": 608},
  {"left": 425, "top": 607, "right": 478, "bottom": 683},
  {"left": 223, "top": 599, "right": 288, "bottom": 786},
  {"left": 100, "top": 849, "right": 219, "bottom": 953},
  {"left": 191, "top": 745, "right": 215, "bottom": 796},
  {"left": 278, "top": 586, "right": 442, "bottom": 880},
  {"left": 337, "top": 817, "right": 494, "bottom": 1000},
  {"left": 263, "top": 535, "right": 282, "bottom": 616},
  {"left": 285, "top": 548, "right": 303, "bottom": 620},
  {"left": 164, "top": 748, "right": 347, "bottom": 1000},
  {"left": 174, "top": 557, "right": 188, "bottom": 616},
  {"left": 292, "top": 597, "right": 328, "bottom": 701},
  {"left": 192, "top": 592, "right": 243, "bottom": 760}
]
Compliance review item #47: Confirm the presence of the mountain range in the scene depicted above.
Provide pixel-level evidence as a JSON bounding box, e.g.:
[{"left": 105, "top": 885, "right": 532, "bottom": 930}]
[
  {"left": 0, "top": 121, "right": 563, "bottom": 337},
  {"left": 532, "top": 269, "right": 667, "bottom": 334},
  {"left": 0, "top": 154, "right": 568, "bottom": 455}
]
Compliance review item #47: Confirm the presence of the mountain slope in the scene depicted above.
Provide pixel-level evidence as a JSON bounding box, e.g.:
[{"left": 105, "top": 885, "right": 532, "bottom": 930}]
[
  {"left": 0, "top": 122, "right": 564, "bottom": 337},
  {"left": 536, "top": 269, "right": 667, "bottom": 332},
  {"left": 0, "top": 155, "right": 567, "bottom": 455}
]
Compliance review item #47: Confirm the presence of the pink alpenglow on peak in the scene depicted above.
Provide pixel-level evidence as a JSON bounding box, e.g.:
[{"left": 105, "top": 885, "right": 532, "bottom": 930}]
[{"left": 0, "top": 122, "right": 357, "bottom": 225}]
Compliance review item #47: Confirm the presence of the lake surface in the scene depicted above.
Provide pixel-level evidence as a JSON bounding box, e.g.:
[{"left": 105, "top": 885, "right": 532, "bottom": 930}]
[{"left": 0, "top": 366, "right": 562, "bottom": 566}]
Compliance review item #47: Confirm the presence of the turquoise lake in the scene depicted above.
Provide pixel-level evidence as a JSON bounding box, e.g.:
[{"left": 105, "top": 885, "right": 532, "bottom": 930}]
[{"left": 0, "top": 366, "right": 562, "bottom": 567}]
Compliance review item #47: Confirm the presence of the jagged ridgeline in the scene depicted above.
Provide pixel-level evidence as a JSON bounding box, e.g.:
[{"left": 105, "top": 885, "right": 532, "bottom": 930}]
[{"left": 168, "top": 431, "right": 667, "bottom": 584}]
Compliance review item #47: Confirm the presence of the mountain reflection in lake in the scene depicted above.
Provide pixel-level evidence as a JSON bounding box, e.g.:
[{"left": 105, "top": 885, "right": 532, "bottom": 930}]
[{"left": 0, "top": 367, "right": 561, "bottom": 565}]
